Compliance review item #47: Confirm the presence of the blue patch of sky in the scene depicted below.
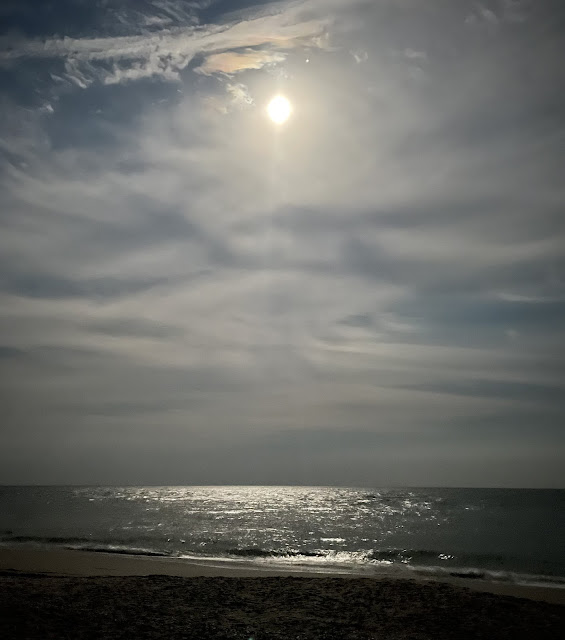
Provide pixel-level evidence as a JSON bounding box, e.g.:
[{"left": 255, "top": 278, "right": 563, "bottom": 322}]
[
  {"left": 44, "top": 79, "right": 182, "bottom": 151},
  {"left": 1, "top": 0, "right": 197, "bottom": 39},
  {"left": 199, "top": 0, "right": 273, "bottom": 24}
]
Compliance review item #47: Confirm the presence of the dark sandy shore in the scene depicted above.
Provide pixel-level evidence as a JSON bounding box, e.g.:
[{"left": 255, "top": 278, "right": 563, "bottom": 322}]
[{"left": 1, "top": 549, "right": 565, "bottom": 639}]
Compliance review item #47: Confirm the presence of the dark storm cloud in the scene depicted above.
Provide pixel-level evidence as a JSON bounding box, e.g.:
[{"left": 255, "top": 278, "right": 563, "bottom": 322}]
[{"left": 0, "top": 0, "right": 564, "bottom": 486}]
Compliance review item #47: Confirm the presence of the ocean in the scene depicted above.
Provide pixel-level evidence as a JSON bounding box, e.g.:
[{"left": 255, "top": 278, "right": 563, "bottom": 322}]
[{"left": 1, "top": 486, "right": 564, "bottom": 587}]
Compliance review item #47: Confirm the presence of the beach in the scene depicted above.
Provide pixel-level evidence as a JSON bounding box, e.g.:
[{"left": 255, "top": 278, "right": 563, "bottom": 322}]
[{"left": 2, "top": 548, "right": 565, "bottom": 639}]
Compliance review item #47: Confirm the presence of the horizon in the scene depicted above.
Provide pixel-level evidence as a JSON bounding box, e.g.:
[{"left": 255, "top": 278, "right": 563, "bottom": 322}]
[{"left": 2, "top": 484, "right": 564, "bottom": 491}]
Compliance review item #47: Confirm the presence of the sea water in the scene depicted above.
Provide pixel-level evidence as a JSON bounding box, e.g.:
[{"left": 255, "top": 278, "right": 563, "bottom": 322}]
[{"left": 1, "top": 486, "right": 564, "bottom": 587}]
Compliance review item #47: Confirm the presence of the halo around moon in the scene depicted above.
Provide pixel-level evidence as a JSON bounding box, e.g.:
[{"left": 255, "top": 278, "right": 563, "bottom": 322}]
[{"left": 267, "top": 95, "right": 291, "bottom": 124}]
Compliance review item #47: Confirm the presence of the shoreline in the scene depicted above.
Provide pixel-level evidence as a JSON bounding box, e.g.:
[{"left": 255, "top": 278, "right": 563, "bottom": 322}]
[
  {"left": 3, "top": 547, "right": 565, "bottom": 639},
  {"left": 2, "top": 546, "right": 565, "bottom": 605}
]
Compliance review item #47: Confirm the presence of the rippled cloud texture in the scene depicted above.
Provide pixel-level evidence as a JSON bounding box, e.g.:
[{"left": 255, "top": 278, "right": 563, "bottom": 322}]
[{"left": 1, "top": 0, "right": 564, "bottom": 486}]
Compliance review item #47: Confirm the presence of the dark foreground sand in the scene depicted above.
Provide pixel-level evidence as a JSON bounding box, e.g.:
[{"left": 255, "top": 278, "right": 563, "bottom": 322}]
[{"left": 1, "top": 549, "right": 565, "bottom": 639}]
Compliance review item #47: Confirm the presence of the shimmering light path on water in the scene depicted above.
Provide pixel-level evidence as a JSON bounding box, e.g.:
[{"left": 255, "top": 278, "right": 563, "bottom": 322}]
[{"left": 1, "top": 486, "right": 564, "bottom": 585}]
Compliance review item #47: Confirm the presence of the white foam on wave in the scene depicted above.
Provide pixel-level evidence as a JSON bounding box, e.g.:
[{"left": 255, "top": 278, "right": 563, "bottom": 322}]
[{"left": 176, "top": 551, "right": 565, "bottom": 588}]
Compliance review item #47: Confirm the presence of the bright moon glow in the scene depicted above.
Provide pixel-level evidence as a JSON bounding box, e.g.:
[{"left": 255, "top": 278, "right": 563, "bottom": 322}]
[{"left": 267, "top": 95, "right": 291, "bottom": 124}]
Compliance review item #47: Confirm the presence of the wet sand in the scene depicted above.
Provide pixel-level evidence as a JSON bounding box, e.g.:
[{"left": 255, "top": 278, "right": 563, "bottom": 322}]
[{"left": 1, "top": 548, "right": 565, "bottom": 639}]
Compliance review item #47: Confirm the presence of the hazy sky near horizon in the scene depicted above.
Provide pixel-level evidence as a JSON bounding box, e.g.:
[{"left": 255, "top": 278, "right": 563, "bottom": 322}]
[{"left": 1, "top": 0, "right": 564, "bottom": 487}]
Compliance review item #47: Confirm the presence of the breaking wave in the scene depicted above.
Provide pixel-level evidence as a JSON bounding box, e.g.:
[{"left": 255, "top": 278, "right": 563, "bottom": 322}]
[
  {"left": 0, "top": 534, "right": 173, "bottom": 558},
  {"left": 3, "top": 533, "right": 565, "bottom": 588}
]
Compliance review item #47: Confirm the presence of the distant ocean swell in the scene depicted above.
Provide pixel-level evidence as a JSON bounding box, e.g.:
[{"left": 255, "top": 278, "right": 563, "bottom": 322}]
[{"left": 3, "top": 533, "right": 565, "bottom": 588}]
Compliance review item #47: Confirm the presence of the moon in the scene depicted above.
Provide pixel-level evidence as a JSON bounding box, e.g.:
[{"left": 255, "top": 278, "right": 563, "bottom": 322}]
[{"left": 267, "top": 95, "right": 291, "bottom": 124}]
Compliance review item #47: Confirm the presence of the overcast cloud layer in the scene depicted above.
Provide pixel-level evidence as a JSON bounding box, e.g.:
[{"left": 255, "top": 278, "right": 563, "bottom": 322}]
[{"left": 1, "top": 0, "right": 564, "bottom": 487}]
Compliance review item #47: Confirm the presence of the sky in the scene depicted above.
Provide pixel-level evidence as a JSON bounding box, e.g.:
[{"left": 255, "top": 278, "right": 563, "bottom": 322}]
[{"left": 1, "top": 0, "right": 564, "bottom": 487}]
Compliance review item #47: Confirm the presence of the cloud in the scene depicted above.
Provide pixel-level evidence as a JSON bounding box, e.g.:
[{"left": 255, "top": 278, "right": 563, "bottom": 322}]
[
  {"left": 103, "top": 55, "right": 185, "bottom": 85},
  {"left": 0, "top": 2, "right": 333, "bottom": 86},
  {"left": 0, "top": 346, "right": 24, "bottom": 359},
  {"left": 226, "top": 82, "right": 254, "bottom": 107},
  {"left": 403, "top": 48, "right": 426, "bottom": 61},
  {"left": 195, "top": 48, "right": 287, "bottom": 75},
  {"left": 350, "top": 49, "right": 368, "bottom": 64},
  {"left": 87, "top": 317, "right": 185, "bottom": 340},
  {"left": 1, "top": 0, "right": 564, "bottom": 485}
]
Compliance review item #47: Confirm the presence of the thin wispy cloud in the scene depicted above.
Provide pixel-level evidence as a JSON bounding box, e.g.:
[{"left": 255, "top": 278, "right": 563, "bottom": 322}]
[
  {"left": 0, "top": 1, "right": 333, "bottom": 85},
  {"left": 0, "top": 0, "right": 564, "bottom": 486},
  {"left": 195, "top": 49, "right": 287, "bottom": 75}
]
